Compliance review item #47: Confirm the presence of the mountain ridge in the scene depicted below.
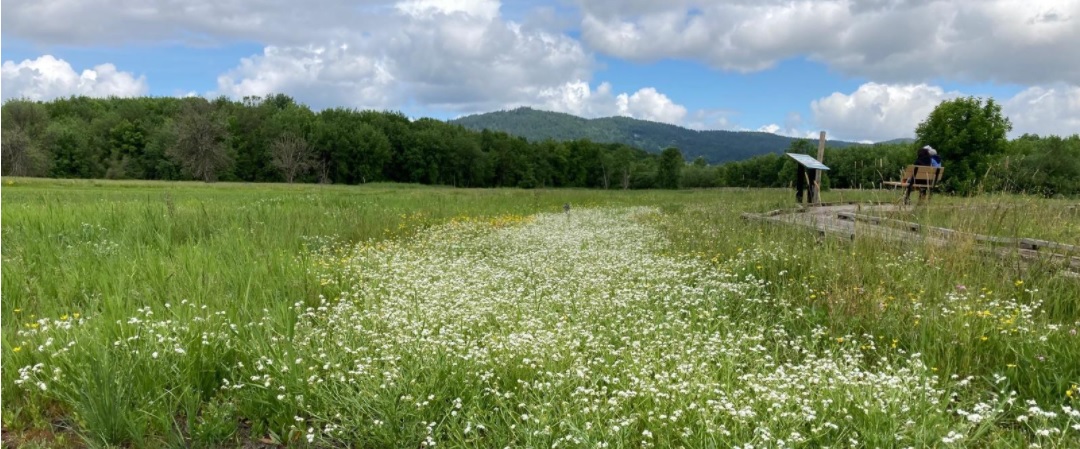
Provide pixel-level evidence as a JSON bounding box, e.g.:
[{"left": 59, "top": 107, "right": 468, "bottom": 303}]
[{"left": 451, "top": 107, "right": 891, "bottom": 163}]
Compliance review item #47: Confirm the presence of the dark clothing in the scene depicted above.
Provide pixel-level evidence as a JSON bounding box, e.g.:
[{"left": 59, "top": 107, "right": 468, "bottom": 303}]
[{"left": 914, "top": 155, "right": 934, "bottom": 166}]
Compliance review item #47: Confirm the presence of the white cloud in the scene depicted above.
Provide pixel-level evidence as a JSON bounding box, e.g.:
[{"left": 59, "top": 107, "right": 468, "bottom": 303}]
[
  {"left": 1004, "top": 84, "right": 1080, "bottom": 137},
  {"left": 577, "top": 0, "right": 1080, "bottom": 85},
  {"left": 1, "top": 55, "right": 148, "bottom": 101},
  {"left": 396, "top": 0, "right": 500, "bottom": 20},
  {"left": 214, "top": 2, "right": 593, "bottom": 114},
  {"left": 811, "top": 83, "right": 960, "bottom": 142},
  {"left": 533, "top": 81, "right": 687, "bottom": 125},
  {"left": 757, "top": 124, "right": 782, "bottom": 134},
  {"left": 811, "top": 81, "right": 1080, "bottom": 141},
  {"left": 385, "top": 4, "right": 592, "bottom": 111},
  {"left": 615, "top": 88, "right": 687, "bottom": 124},
  {"left": 215, "top": 45, "right": 396, "bottom": 110}
]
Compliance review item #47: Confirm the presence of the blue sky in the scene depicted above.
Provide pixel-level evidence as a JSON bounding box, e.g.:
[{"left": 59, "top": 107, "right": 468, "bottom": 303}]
[{"left": 3, "top": 0, "right": 1077, "bottom": 142}]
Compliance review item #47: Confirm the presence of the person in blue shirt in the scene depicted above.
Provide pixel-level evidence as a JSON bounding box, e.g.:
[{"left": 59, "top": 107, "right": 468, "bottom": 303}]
[
  {"left": 905, "top": 145, "right": 942, "bottom": 204},
  {"left": 927, "top": 147, "right": 942, "bottom": 167}
]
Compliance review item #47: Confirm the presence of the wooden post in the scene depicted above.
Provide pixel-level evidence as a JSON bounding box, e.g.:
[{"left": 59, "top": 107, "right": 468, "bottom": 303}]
[
  {"left": 796, "top": 165, "right": 806, "bottom": 203},
  {"left": 811, "top": 131, "right": 826, "bottom": 204},
  {"left": 817, "top": 131, "right": 826, "bottom": 162}
]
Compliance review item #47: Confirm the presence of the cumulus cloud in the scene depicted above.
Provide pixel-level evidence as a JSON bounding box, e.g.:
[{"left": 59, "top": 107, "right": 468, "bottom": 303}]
[
  {"left": 385, "top": 2, "right": 591, "bottom": 111},
  {"left": 533, "top": 81, "right": 687, "bottom": 124},
  {"left": 577, "top": 0, "right": 1080, "bottom": 85},
  {"left": 1, "top": 55, "right": 148, "bottom": 101},
  {"left": 615, "top": 88, "right": 688, "bottom": 124},
  {"left": 1003, "top": 84, "right": 1080, "bottom": 137},
  {"left": 213, "top": 1, "right": 593, "bottom": 114},
  {"left": 215, "top": 45, "right": 396, "bottom": 110},
  {"left": 811, "top": 83, "right": 960, "bottom": 142},
  {"left": 810, "top": 81, "right": 1080, "bottom": 141}
]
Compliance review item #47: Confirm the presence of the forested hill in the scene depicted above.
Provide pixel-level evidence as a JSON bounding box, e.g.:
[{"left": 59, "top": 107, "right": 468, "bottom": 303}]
[{"left": 451, "top": 107, "right": 860, "bottom": 163}]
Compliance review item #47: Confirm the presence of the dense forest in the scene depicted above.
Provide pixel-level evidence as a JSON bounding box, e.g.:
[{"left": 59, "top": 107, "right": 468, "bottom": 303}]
[
  {"left": 0, "top": 95, "right": 680, "bottom": 189},
  {"left": 2, "top": 95, "right": 1078, "bottom": 196},
  {"left": 451, "top": 107, "right": 859, "bottom": 163}
]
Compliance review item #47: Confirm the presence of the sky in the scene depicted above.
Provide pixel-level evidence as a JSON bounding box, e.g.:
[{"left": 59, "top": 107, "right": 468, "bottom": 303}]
[{"left": 2, "top": 0, "right": 1078, "bottom": 143}]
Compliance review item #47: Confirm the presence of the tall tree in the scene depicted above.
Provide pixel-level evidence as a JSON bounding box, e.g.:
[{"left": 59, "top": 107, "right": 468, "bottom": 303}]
[
  {"left": 1, "top": 126, "right": 48, "bottom": 176},
  {"left": 657, "top": 147, "right": 684, "bottom": 189},
  {"left": 226, "top": 96, "right": 274, "bottom": 182},
  {"left": 270, "top": 133, "right": 314, "bottom": 183},
  {"left": 44, "top": 117, "right": 96, "bottom": 178},
  {"left": 105, "top": 119, "right": 147, "bottom": 179},
  {"left": 168, "top": 98, "right": 232, "bottom": 182},
  {"left": 1, "top": 99, "right": 49, "bottom": 136},
  {"left": 915, "top": 97, "right": 1011, "bottom": 194},
  {"left": 1, "top": 99, "right": 51, "bottom": 176}
]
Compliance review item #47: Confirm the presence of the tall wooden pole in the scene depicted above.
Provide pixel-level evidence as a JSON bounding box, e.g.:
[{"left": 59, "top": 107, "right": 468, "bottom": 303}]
[
  {"left": 817, "top": 131, "right": 826, "bottom": 162},
  {"left": 812, "top": 131, "right": 826, "bottom": 204}
]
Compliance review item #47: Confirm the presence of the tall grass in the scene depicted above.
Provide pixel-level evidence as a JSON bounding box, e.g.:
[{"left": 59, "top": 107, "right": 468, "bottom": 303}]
[{"left": 2, "top": 178, "right": 1078, "bottom": 447}]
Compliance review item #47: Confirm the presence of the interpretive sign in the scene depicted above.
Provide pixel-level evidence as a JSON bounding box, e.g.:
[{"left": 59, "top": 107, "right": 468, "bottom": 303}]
[{"left": 786, "top": 153, "right": 830, "bottom": 171}]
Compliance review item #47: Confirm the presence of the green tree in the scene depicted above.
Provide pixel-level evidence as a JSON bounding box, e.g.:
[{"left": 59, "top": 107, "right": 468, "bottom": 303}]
[
  {"left": 226, "top": 96, "right": 275, "bottom": 182},
  {"left": 1, "top": 99, "right": 51, "bottom": 176},
  {"left": 44, "top": 117, "right": 97, "bottom": 178},
  {"left": 168, "top": 99, "right": 233, "bottom": 182},
  {"left": 915, "top": 96, "right": 1011, "bottom": 194},
  {"left": 313, "top": 109, "right": 392, "bottom": 184},
  {"left": 997, "top": 134, "right": 1080, "bottom": 196},
  {"left": 105, "top": 119, "right": 147, "bottom": 179},
  {"left": 1, "top": 126, "right": 49, "bottom": 176},
  {"left": 657, "top": 147, "right": 684, "bottom": 189}
]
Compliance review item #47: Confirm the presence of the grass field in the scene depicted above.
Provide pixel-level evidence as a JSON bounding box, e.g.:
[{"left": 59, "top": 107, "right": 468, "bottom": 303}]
[
  {"left": 2, "top": 178, "right": 1079, "bottom": 448},
  {"left": 867, "top": 200, "right": 1080, "bottom": 247}
]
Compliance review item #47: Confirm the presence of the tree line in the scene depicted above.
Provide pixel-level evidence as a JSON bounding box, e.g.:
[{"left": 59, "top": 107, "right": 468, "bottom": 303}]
[
  {"left": 687, "top": 134, "right": 1080, "bottom": 197},
  {"left": 2, "top": 95, "right": 1078, "bottom": 196},
  {"left": 686, "top": 97, "right": 1080, "bottom": 197},
  {"left": 1, "top": 95, "right": 691, "bottom": 189}
]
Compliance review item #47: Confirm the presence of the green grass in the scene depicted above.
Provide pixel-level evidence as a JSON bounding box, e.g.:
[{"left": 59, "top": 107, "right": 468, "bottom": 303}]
[
  {"left": 2, "top": 178, "right": 1078, "bottom": 448},
  {"left": 867, "top": 195, "right": 1080, "bottom": 246}
]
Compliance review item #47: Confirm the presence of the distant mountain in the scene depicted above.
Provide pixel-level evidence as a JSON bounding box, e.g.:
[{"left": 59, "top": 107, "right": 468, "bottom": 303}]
[
  {"left": 451, "top": 107, "right": 862, "bottom": 163},
  {"left": 879, "top": 138, "right": 916, "bottom": 145}
]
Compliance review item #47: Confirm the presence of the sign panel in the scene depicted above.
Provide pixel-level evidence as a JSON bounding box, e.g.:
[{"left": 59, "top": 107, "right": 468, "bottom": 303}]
[{"left": 786, "top": 153, "right": 830, "bottom": 171}]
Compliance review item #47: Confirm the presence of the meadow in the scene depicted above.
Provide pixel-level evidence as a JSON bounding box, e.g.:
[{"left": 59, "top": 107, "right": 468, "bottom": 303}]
[{"left": 2, "top": 178, "right": 1078, "bottom": 448}]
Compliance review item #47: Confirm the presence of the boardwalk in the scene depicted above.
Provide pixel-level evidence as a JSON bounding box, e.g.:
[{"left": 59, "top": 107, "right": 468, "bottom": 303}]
[{"left": 744, "top": 203, "right": 1080, "bottom": 277}]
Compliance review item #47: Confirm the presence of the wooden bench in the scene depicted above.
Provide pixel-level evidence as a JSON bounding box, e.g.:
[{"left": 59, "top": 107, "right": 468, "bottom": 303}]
[{"left": 882, "top": 165, "right": 944, "bottom": 204}]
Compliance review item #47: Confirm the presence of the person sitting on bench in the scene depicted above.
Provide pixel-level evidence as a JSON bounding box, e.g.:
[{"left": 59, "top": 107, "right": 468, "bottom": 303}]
[
  {"left": 928, "top": 147, "right": 942, "bottom": 167},
  {"left": 905, "top": 146, "right": 937, "bottom": 203},
  {"left": 914, "top": 146, "right": 934, "bottom": 166}
]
